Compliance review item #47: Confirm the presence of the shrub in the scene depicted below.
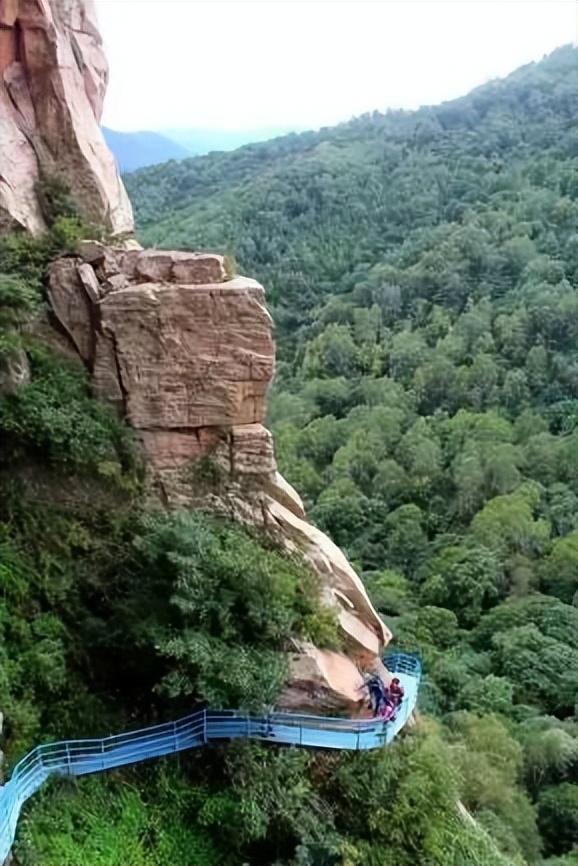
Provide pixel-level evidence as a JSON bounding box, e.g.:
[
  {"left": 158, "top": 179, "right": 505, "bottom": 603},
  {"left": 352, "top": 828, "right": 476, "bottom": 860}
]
[{"left": 0, "top": 349, "right": 135, "bottom": 474}]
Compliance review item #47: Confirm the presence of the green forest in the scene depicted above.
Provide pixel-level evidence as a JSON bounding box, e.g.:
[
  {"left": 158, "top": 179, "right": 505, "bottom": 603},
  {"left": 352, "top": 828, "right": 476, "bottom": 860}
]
[{"left": 1, "top": 45, "right": 577, "bottom": 866}]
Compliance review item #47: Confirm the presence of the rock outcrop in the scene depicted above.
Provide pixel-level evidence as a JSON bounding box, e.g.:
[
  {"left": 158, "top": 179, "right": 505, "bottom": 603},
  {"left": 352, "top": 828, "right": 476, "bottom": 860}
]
[
  {"left": 0, "top": 0, "right": 133, "bottom": 235},
  {"left": 2, "top": 0, "right": 392, "bottom": 714},
  {"left": 47, "top": 245, "right": 392, "bottom": 712}
]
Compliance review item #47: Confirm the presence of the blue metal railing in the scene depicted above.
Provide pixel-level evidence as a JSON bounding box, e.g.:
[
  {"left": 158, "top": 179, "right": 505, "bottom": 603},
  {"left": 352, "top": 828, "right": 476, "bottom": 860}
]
[{"left": 0, "top": 652, "right": 420, "bottom": 862}]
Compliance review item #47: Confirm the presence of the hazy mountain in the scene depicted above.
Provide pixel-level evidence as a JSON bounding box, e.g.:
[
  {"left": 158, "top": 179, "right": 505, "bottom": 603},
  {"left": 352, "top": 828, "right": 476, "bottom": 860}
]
[
  {"left": 102, "top": 127, "right": 191, "bottom": 173},
  {"left": 103, "top": 126, "right": 302, "bottom": 173},
  {"left": 163, "top": 126, "right": 302, "bottom": 155}
]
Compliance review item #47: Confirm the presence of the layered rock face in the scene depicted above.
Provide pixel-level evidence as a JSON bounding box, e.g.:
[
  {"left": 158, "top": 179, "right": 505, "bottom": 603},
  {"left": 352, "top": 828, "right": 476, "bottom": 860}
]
[
  {"left": 3, "top": 0, "right": 391, "bottom": 714},
  {"left": 48, "top": 245, "right": 392, "bottom": 712},
  {"left": 0, "top": 0, "right": 133, "bottom": 235}
]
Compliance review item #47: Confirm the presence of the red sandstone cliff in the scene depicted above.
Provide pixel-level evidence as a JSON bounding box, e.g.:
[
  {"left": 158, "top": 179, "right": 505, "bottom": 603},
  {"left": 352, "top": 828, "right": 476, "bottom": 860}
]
[
  {"left": 0, "top": 0, "right": 392, "bottom": 712},
  {"left": 0, "top": 0, "right": 132, "bottom": 234}
]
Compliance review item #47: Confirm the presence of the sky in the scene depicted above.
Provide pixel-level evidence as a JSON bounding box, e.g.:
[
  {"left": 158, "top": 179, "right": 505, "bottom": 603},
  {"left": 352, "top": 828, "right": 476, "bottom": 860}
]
[{"left": 95, "top": 0, "right": 576, "bottom": 133}]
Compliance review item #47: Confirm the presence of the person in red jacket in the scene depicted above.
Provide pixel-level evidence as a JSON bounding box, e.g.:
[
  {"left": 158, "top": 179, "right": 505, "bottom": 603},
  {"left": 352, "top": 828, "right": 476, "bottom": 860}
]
[{"left": 389, "top": 677, "right": 405, "bottom": 707}]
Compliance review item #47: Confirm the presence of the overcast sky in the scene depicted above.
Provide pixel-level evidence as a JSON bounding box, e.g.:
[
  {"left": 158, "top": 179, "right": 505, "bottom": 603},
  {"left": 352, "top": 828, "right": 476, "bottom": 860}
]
[{"left": 95, "top": 0, "right": 576, "bottom": 132}]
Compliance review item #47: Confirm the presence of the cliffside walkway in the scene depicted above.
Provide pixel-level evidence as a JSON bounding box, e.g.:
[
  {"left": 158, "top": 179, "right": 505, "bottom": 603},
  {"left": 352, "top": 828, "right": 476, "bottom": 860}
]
[{"left": 0, "top": 653, "right": 420, "bottom": 861}]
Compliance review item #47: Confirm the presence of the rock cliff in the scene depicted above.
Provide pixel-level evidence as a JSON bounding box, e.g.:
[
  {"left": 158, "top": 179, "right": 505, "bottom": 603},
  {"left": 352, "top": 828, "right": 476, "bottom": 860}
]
[
  {"left": 0, "top": 0, "right": 132, "bottom": 235},
  {"left": 1, "top": 0, "right": 392, "bottom": 713},
  {"left": 47, "top": 245, "right": 392, "bottom": 710}
]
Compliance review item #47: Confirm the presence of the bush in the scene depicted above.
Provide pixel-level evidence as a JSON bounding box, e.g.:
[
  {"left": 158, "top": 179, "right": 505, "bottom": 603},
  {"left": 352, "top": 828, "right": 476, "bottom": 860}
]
[
  {"left": 0, "top": 274, "right": 40, "bottom": 327},
  {"left": 111, "top": 512, "right": 341, "bottom": 711},
  {"left": 0, "top": 349, "right": 135, "bottom": 475}
]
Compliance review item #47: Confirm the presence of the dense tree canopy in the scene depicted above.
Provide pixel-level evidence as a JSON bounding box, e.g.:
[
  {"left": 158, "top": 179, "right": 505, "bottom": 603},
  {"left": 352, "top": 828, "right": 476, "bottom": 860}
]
[{"left": 124, "top": 46, "right": 578, "bottom": 864}]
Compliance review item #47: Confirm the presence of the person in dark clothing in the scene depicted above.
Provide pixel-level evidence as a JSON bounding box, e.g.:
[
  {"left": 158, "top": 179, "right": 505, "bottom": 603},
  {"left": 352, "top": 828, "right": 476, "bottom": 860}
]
[{"left": 361, "top": 675, "right": 386, "bottom": 715}]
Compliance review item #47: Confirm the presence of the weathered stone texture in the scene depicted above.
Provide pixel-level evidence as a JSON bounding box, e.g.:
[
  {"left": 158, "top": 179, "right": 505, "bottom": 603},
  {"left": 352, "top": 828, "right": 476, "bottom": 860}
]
[
  {"left": 20, "top": 0, "right": 394, "bottom": 716},
  {"left": 46, "top": 241, "right": 391, "bottom": 711},
  {"left": 0, "top": 0, "right": 133, "bottom": 234}
]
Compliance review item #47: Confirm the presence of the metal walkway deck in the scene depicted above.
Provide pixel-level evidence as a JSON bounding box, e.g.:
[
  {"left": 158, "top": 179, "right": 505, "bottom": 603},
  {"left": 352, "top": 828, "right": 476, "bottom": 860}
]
[{"left": 0, "top": 652, "right": 420, "bottom": 862}]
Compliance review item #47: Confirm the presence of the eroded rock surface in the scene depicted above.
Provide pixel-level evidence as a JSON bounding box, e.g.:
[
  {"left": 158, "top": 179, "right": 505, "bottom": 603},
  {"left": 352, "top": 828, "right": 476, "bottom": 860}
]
[
  {"left": 47, "top": 244, "right": 392, "bottom": 712},
  {"left": 0, "top": 0, "right": 133, "bottom": 234},
  {"left": 8, "top": 0, "right": 392, "bottom": 716}
]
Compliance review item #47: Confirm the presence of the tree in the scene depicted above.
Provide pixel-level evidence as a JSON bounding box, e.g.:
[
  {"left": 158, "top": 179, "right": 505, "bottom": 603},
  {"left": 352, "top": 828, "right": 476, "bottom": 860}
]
[
  {"left": 363, "top": 569, "right": 414, "bottom": 616},
  {"left": 396, "top": 419, "right": 442, "bottom": 492},
  {"left": 458, "top": 675, "right": 514, "bottom": 716},
  {"left": 383, "top": 504, "right": 428, "bottom": 578},
  {"left": 122, "top": 513, "right": 340, "bottom": 711},
  {"left": 471, "top": 484, "right": 550, "bottom": 557},
  {"left": 519, "top": 720, "right": 578, "bottom": 796},
  {"left": 303, "top": 324, "right": 361, "bottom": 378},
  {"left": 537, "top": 784, "right": 578, "bottom": 856},
  {"left": 445, "top": 712, "right": 541, "bottom": 863},
  {"left": 373, "top": 459, "right": 408, "bottom": 506},
  {"left": 491, "top": 625, "right": 578, "bottom": 714},
  {"left": 420, "top": 543, "right": 503, "bottom": 626},
  {"left": 540, "top": 529, "right": 578, "bottom": 604},
  {"left": 466, "top": 354, "right": 500, "bottom": 410},
  {"left": 311, "top": 479, "right": 369, "bottom": 551},
  {"left": 388, "top": 330, "right": 428, "bottom": 383}
]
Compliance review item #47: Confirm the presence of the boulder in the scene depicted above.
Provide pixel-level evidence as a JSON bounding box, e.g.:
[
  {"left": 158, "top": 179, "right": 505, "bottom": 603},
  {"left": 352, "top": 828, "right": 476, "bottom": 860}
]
[
  {"left": 0, "top": 346, "right": 30, "bottom": 395},
  {"left": 281, "top": 644, "right": 368, "bottom": 715},
  {"left": 135, "top": 250, "right": 227, "bottom": 285},
  {"left": 48, "top": 258, "right": 95, "bottom": 363},
  {"left": 46, "top": 242, "right": 392, "bottom": 706},
  {"left": 96, "top": 278, "right": 274, "bottom": 430}
]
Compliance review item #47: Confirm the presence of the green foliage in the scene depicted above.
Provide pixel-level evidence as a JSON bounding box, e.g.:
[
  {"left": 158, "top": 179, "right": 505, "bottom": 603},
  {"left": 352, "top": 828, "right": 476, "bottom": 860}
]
[
  {"left": 458, "top": 675, "right": 515, "bottom": 716},
  {"left": 518, "top": 718, "right": 578, "bottom": 797},
  {"left": 0, "top": 349, "right": 135, "bottom": 475},
  {"left": 490, "top": 624, "right": 578, "bottom": 714},
  {"left": 0, "top": 274, "right": 40, "bottom": 329},
  {"left": 18, "top": 735, "right": 516, "bottom": 866},
  {"left": 0, "top": 220, "right": 85, "bottom": 290},
  {"left": 537, "top": 783, "right": 578, "bottom": 856},
  {"left": 0, "top": 501, "right": 137, "bottom": 760},
  {"left": 324, "top": 726, "right": 515, "bottom": 866},
  {"left": 15, "top": 769, "right": 221, "bottom": 866},
  {"left": 420, "top": 544, "right": 503, "bottom": 626},
  {"left": 36, "top": 176, "right": 80, "bottom": 226},
  {"left": 108, "top": 512, "right": 340, "bottom": 711},
  {"left": 445, "top": 713, "right": 541, "bottom": 863},
  {"left": 539, "top": 529, "right": 578, "bottom": 603}
]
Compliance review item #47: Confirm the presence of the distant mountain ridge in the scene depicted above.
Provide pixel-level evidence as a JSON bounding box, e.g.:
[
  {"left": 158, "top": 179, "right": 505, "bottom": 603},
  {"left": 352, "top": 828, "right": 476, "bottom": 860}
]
[
  {"left": 103, "top": 126, "right": 302, "bottom": 173},
  {"left": 102, "top": 128, "right": 191, "bottom": 173},
  {"left": 164, "top": 126, "right": 302, "bottom": 155},
  {"left": 125, "top": 45, "right": 577, "bottom": 318}
]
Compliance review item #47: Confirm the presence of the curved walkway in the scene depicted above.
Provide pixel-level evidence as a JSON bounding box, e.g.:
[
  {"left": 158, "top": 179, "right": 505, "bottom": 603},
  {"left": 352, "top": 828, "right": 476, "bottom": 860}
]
[{"left": 0, "top": 652, "right": 420, "bottom": 862}]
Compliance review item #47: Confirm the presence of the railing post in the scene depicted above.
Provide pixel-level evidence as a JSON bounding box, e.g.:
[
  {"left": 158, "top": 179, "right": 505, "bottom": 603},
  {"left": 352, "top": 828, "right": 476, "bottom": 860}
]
[
  {"left": 101, "top": 741, "right": 105, "bottom": 770},
  {"left": 65, "top": 743, "right": 71, "bottom": 775},
  {"left": 173, "top": 720, "right": 179, "bottom": 753},
  {"left": 202, "top": 710, "right": 207, "bottom": 744}
]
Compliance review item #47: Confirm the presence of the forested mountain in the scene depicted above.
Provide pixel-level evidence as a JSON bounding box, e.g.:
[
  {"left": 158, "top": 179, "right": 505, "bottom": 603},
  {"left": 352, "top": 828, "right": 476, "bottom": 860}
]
[
  {"left": 102, "top": 126, "right": 300, "bottom": 173},
  {"left": 163, "top": 126, "right": 302, "bottom": 157},
  {"left": 102, "top": 127, "right": 190, "bottom": 172},
  {"left": 123, "top": 45, "right": 578, "bottom": 865}
]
